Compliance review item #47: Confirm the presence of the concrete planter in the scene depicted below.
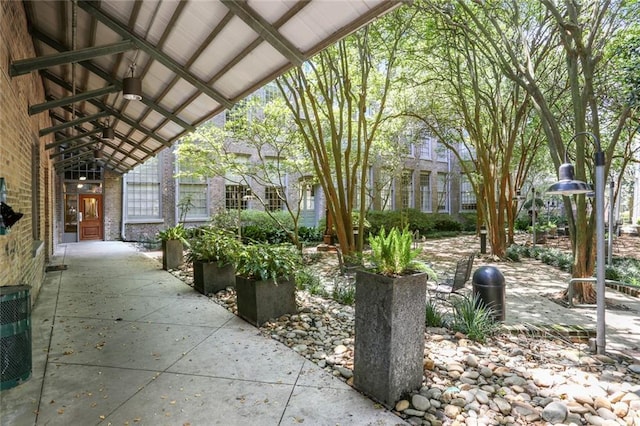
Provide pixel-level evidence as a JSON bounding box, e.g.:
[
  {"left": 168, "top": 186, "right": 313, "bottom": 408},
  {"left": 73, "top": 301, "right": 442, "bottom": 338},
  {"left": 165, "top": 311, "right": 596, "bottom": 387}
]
[
  {"left": 162, "top": 239, "right": 183, "bottom": 270},
  {"left": 193, "top": 261, "right": 235, "bottom": 295},
  {"left": 235, "top": 276, "right": 297, "bottom": 326},
  {"left": 354, "top": 270, "right": 428, "bottom": 408}
]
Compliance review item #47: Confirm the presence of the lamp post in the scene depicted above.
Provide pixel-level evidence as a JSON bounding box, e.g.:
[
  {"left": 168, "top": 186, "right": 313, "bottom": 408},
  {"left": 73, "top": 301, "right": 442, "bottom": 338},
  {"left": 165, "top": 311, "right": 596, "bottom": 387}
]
[
  {"left": 546, "top": 131, "right": 606, "bottom": 354},
  {"left": 608, "top": 180, "right": 614, "bottom": 266}
]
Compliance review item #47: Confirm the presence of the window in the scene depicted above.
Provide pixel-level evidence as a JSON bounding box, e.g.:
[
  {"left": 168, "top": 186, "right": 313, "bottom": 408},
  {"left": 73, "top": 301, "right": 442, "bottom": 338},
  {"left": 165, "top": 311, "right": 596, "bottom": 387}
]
[
  {"left": 178, "top": 175, "right": 208, "bottom": 220},
  {"left": 265, "top": 186, "right": 284, "bottom": 212},
  {"left": 419, "top": 172, "right": 431, "bottom": 212},
  {"left": 401, "top": 170, "right": 414, "bottom": 208},
  {"left": 225, "top": 185, "right": 250, "bottom": 210},
  {"left": 460, "top": 176, "right": 477, "bottom": 211},
  {"left": 125, "top": 157, "right": 161, "bottom": 220},
  {"left": 437, "top": 172, "right": 449, "bottom": 212},
  {"left": 418, "top": 130, "right": 433, "bottom": 159},
  {"left": 177, "top": 155, "right": 208, "bottom": 220},
  {"left": 436, "top": 142, "right": 449, "bottom": 163}
]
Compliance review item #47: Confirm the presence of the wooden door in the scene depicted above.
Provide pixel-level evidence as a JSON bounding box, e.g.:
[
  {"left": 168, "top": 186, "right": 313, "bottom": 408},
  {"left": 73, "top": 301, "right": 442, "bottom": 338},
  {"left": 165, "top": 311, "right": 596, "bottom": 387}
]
[{"left": 79, "top": 194, "right": 103, "bottom": 240}]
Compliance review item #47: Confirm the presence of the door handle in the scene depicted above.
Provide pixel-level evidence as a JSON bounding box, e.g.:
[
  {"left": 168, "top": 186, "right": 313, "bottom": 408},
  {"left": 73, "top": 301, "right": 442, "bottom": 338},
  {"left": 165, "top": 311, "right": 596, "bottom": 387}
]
[{"left": 78, "top": 212, "right": 83, "bottom": 222}]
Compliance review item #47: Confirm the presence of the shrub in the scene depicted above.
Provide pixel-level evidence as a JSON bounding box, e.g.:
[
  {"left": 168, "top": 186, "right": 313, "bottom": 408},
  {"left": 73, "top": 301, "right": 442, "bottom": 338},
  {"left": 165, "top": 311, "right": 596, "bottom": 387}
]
[
  {"left": 425, "top": 299, "right": 444, "bottom": 327},
  {"left": 332, "top": 280, "right": 355, "bottom": 305},
  {"left": 505, "top": 245, "right": 521, "bottom": 261},
  {"left": 236, "top": 243, "right": 302, "bottom": 283},
  {"left": 450, "top": 294, "right": 498, "bottom": 342},
  {"left": 298, "top": 226, "right": 322, "bottom": 242},
  {"left": 296, "top": 268, "right": 326, "bottom": 295},
  {"left": 515, "top": 216, "right": 530, "bottom": 231}
]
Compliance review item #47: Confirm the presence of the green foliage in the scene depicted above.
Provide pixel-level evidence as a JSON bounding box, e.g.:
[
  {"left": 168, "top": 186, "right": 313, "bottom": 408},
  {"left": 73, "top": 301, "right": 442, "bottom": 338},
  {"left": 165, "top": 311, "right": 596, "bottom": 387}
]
[
  {"left": 332, "top": 281, "right": 355, "bottom": 305},
  {"left": 295, "top": 268, "right": 326, "bottom": 296},
  {"left": 609, "top": 257, "right": 640, "bottom": 287},
  {"left": 368, "top": 227, "right": 436, "bottom": 278},
  {"left": 505, "top": 244, "right": 574, "bottom": 273},
  {"left": 366, "top": 209, "right": 463, "bottom": 236},
  {"left": 505, "top": 245, "right": 520, "bottom": 262},
  {"left": 515, "top": 216, "right": 530, "bottom": 232},
  {"left": 298, "top": 226, "right": 323, "bottom": 242},
  {"left": 450, "top": 294, "right": 498, "bottom": 343},
  {"left": 157, "top": 224, "right": 189, "bottom": 245},
  {"left": 242, "top": 225, "right": 289, "bottom": 244},
  {"left": 425, "top": 299, "right": 444, "bottom": 327},
  {"left": 186, "top": 228, "right": 241, "bottom": 266},
  {"left": 236, "top": 243, "right": 303, "bottom": 283},
  {"left": 458, "top": 213, "right": 478, "bottom": 232}
]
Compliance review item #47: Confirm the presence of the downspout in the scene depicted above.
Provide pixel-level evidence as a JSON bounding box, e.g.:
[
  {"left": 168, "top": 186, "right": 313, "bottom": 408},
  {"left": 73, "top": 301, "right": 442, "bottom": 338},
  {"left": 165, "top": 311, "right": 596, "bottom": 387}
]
[{"left": 121, "top": 173, "right": 127, "bottom": 241}]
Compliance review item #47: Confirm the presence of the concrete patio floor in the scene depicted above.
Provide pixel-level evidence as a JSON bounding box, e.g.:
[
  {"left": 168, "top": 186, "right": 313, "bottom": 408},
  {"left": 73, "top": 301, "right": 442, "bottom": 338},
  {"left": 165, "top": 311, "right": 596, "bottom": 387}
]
[{"left": 1, "top": 242, "right": 405, "bottom": 426}]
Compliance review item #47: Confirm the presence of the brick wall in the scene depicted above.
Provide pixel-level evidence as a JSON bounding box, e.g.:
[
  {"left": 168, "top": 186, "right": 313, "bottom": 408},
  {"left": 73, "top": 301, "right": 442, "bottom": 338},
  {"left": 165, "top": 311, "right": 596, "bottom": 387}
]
[
  {"left": 103, "top": 169, "right": 122, "bottom": 240},
  {"left": 1, "top": 1, "right": 55, "bottom": 302}
]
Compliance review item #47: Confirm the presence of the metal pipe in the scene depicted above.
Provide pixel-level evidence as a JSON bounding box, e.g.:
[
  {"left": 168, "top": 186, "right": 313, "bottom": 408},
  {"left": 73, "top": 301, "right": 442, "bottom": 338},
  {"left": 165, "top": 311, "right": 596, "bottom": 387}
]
[
  {"left": 595, "top": 152, "right": 606, "bottom": 354},
  {"left": 608, "top": 180, "right": 614, "bottom": 266}
]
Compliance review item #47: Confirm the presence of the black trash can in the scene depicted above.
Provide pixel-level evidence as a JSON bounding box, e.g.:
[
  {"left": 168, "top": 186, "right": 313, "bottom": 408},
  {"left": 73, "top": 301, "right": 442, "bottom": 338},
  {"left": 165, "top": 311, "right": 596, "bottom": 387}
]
[
  {"left": 472, "top": 266, "right": 505, "bottom": 322},
  {"left": 0, "top": 285, "right": 32, "bottom": 390}
]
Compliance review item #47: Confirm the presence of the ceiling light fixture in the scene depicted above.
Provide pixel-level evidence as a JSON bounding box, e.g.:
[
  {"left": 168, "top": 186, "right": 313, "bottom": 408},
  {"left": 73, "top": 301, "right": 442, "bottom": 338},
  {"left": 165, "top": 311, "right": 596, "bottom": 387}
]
[
  {"left": 102, "top": 118, "right": 114, "bottom": 141},
  {"left": 123, "top": 63, "right": 142, "bottom": 101}
]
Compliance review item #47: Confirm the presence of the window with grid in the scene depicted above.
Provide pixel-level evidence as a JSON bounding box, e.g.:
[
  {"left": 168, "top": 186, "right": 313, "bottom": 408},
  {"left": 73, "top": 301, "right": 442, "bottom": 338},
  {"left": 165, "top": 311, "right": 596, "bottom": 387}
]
[
  {"left": 460, "top": 176, "right": 477, "bottom": 211},
  {"left": 125, "top": 157, "right": 161, "bottom": 219},
  {"left": 437, "top": 172, "right": 449, "bottom": 212},
  {"left": 178, "top": 175, "right": 208, "bottom": 219},
  {"left": 401, "top": 170, "right": 414, "bottom": 208},
  {"left": 418, "top": 130, "right": 433, "bottom": 159},
  {"left": 265, "top": 186, "right": 284, "bottom": 211},
  {"left": 436, "top": 141, "right": 449, "bottom": 163},
  {"left": 419, "top": 171, "right": 432, "bottom": 212},
  {"left": 225, "top": 185, "right": 250, "bottom": 210}
]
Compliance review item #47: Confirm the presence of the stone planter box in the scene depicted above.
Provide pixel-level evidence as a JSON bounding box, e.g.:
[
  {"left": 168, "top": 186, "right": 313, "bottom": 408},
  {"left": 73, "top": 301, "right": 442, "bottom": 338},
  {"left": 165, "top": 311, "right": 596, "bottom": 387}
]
[
  {"left": 162, "top": 239, "right": 183, "bottom": 270},
  {"left": 193, "top": 261, "right": 235, "bottom": 295},
  {"left": 235, "top": 276, "right": 297, "bottom": 326},
  {"left": 354, "top": 269, "right": 428, "bottom": 408}
]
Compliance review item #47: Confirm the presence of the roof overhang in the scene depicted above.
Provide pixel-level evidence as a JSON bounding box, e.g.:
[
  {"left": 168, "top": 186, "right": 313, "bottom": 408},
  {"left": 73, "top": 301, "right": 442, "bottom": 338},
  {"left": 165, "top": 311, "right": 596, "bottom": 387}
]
[{"left": 16, "top": 0, "right": 403, "bottom": 174}]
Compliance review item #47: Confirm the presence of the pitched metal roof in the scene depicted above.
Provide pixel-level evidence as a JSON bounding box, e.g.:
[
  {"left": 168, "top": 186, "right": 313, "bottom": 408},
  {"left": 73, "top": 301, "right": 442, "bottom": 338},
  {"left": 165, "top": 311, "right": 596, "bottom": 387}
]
[{"left": 17, "top": 0, "right": 402, "bottom": 174}]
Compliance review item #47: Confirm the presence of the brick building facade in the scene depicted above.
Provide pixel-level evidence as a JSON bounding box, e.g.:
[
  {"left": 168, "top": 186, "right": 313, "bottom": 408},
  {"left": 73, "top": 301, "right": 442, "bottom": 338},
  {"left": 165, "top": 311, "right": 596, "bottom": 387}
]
[{"left": 1, "top": 1, "right": 55, "bottom": 302}]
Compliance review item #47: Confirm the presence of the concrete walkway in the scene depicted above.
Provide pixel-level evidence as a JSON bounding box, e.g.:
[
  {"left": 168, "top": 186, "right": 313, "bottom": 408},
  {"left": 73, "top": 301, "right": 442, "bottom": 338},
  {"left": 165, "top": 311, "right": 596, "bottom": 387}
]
[{"left": 1, "top": 242, "right": 404, "bottom": 426}]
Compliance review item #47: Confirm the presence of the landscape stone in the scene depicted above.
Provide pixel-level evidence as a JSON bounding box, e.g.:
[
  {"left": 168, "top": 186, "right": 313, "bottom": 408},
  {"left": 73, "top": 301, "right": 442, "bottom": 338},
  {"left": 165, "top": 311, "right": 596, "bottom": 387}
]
[{"left": 542, "top": 401, "right": 568, "bottom": 423}]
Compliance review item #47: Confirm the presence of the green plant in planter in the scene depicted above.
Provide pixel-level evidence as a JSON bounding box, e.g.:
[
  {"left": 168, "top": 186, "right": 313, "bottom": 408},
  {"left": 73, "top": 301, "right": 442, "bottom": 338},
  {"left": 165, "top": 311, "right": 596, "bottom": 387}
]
[
  {"left": 186, "top": 228, "right": 241, "bottom": 266},
  {"left": 368, "top": 227, "right": 436, "bottom": 279},
  {"left": 157, "top": 223, "right": 189, "bottom": 245},
  {"left": 236, "top": 243, "right": 302, "bottom": 283}
]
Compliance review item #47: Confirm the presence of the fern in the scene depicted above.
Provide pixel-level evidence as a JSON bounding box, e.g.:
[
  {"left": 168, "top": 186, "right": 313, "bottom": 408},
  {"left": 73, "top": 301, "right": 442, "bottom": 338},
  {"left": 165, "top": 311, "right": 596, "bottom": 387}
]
[{"left": 369, "top": 227, "right": 436, "bottom": 278}]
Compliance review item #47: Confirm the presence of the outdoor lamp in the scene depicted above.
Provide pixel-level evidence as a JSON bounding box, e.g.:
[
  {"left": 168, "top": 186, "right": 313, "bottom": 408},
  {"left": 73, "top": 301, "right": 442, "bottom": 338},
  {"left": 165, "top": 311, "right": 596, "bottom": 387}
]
[
  {"left": 102, "top": 119, "right": 114, "bottom": 141},
  {"left": 123, "top": 64, "right": 142, "bottom": 101},
  {"left": 1, "top": 201, "right": 24, "bottom": 228},
  {"left": 547, "top": 131, "right": 606, "bottom": 355}
]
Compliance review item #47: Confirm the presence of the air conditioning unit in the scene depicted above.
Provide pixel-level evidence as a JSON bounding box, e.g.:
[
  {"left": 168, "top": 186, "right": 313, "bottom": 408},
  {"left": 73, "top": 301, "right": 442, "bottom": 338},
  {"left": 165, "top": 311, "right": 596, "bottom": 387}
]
[{"left": 1, "top": 285, "right": 31, "bottom": 390}]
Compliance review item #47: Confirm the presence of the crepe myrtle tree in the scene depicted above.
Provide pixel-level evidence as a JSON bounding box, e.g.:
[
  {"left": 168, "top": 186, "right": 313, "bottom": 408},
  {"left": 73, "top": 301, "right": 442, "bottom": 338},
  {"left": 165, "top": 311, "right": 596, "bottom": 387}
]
[
  {"left": 420, "top": 0, "right": 639, "bottom": 302},
  {"left": 277, "top": 7, "right": 419, "bottom": 256}
]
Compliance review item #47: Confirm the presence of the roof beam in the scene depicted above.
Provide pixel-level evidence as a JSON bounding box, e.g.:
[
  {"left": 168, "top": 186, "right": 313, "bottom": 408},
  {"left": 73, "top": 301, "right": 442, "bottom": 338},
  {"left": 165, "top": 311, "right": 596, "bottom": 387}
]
[
  {"left": 53, "top": 105, "right": 153, "bottom": 159},
  {"left": 49, "top": 139, "right": 99, "bottom": 159},
  {"left": 29, "top": 84, "right": 118, "bottom": 115},
  {"left": 40, "top": 70, "right": 171, "bottom": 147},
  {"left": 53, "top": 150, "right": 94, "bottom": 167},
  {"left": 77, "top": 0, "right": 233, "bottom": 109},
  {"left": 10, "top": 40, "right": 135, "bottom": 76},
  {"left": 221, "top": 0, "right": 305, "bottom": 66},
  {"left": 31, "top": 29, "right": 195, "bottom": 132},
  {"left": 45, "top": 128, "right": 102, "bottom": 150},
  {"left": 40, "top": 111, "right": 110, "bottom": 136}
]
